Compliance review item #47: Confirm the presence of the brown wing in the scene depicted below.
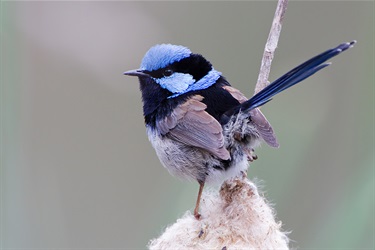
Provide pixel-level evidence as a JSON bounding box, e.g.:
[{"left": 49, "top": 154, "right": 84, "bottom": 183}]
[
  {"left": 249, "top": 109, "right": 279, "bottom": 148},
  {"left": 222, "top": 86, "right": 279, "bottom": 148},
  {"left": 156, "top": 95, "right": 231, "bottom": 160}
]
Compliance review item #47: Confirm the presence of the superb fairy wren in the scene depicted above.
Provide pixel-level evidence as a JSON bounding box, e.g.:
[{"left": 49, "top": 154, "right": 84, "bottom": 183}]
[{"left": 124, "top": 41, "right": 356, "bottom": 219}]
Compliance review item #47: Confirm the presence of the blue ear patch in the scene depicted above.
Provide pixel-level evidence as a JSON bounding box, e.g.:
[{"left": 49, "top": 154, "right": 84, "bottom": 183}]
[
  {"left": 155, "top": 73, "right": 195, "bottom": 94},
  {"left": 167, "top": 69, "right": 222, "bottom": 98},
  {"left": 140, "top": 44, "right": 191, "bottom": 71}
]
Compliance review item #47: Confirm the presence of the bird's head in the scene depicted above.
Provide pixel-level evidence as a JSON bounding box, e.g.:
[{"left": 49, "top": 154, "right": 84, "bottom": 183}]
[{"left": 124, "top": 44, "right": 221, "bottom": 99}]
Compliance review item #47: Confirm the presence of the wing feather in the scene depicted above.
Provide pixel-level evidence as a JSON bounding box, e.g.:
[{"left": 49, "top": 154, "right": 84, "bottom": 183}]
[
  {"left": 156, "top": 95, "right": 230, "bottom": 160},
  {"left": 222, "top": 86, "right": 279, "bottom": 147}
]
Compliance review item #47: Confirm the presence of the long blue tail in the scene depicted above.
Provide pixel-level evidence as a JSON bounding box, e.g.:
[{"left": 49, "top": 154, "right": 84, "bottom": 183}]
[{"left": 221, "top": 41, "right": 356, "bottom": 123}]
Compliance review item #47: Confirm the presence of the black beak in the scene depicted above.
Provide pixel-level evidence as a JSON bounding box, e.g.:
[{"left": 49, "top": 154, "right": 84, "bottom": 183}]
[{"left": 123, "top": 69, "right": 149, "bottom": 77}]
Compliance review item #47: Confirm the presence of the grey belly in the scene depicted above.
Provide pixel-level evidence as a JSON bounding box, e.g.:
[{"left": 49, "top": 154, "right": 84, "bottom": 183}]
[{"left": 146, "top": 127, "right": 249, "bottom": 185}]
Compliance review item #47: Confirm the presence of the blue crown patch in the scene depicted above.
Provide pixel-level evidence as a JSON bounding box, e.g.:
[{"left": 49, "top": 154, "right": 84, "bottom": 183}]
[{"left": 140, "top": 44, "right": 191, "bottom": 71}]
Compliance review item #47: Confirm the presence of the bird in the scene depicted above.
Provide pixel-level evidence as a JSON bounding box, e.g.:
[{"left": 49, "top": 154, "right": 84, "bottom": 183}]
[{"left": 124, "top": 41, "right": 356, "bottom": 219}]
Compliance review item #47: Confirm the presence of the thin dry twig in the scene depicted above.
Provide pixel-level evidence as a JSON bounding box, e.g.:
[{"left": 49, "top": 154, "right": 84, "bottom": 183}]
[{"left": 254, "top": 0, "right": 289, "bottom": 95}]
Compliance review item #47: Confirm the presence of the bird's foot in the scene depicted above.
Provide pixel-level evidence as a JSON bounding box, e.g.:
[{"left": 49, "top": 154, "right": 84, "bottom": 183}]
[
  {"left": 194, "top": 211, "right": 201, "bottom": 220},
  {"left": 246, "top": 148, "right": 258, "bottom": 162},
  {"left": 240, "top": 170, "right": 248, "bottom": 178}
]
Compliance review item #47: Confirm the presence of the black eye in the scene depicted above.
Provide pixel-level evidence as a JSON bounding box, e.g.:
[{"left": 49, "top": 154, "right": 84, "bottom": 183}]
[{"left": 163, "top": 69, "right": 173, "bottom": 77}]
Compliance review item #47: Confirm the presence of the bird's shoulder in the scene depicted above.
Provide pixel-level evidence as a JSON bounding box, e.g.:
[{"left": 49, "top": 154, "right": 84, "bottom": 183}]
[
  {"left": 194, "top": 76, "right": 242, "bottom": 121},
  {"left": 145, "top": 76, "right": 241, "bottom": 127}
]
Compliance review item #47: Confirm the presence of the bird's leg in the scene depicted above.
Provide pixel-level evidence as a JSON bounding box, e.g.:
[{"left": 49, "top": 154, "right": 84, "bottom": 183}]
[{"left": 194, "top": 180, "right": 205, "bottom": 220}]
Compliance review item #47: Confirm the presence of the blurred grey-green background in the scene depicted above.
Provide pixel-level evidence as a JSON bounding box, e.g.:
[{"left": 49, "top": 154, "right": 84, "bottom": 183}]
[{"left": 1, "top": 1, "right": 374, "bottom": 249}]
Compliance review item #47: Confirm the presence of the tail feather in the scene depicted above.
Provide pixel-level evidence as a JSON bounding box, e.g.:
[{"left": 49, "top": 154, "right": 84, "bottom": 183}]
[{"left": 221, "top": 40, "right": 356, "bottom": 123}]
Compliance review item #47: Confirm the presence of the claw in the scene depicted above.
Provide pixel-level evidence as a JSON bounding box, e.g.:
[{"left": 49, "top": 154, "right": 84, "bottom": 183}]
[
  {"left": 240, "top": 170, "right": 248, "bottom": 178},
  {"left": 194, "top": 212, "right": 201, "bottom": 220},
  {"left": 245, "top": 148, "right": 258, "bottom": 162}
]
